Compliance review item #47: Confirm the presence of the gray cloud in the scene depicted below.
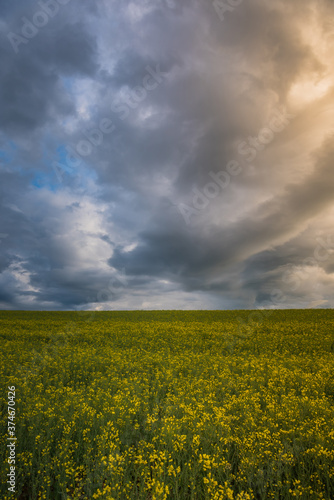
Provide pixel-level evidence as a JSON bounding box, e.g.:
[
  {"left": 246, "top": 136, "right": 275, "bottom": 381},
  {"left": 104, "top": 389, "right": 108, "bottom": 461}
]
[{"left": 0, "top": 0, "right": 334, "bottom": 310}]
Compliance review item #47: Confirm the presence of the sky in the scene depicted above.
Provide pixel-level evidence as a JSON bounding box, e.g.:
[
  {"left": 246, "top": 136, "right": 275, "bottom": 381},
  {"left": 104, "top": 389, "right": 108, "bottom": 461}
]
[{"left": 0, "top": 0, "right": 334, "bottom": 311}]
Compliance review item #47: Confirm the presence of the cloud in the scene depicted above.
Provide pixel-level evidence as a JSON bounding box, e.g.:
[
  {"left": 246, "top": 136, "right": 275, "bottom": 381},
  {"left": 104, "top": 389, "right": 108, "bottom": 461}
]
[{"left": 0, "top": 0, "right": 334, "bottom": 310}]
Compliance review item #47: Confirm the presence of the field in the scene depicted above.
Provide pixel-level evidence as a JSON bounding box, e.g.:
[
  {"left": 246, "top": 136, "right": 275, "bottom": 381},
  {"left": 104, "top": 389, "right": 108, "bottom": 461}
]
[{"left": 1, "top": 310, "right": 334, "bottom": 499}]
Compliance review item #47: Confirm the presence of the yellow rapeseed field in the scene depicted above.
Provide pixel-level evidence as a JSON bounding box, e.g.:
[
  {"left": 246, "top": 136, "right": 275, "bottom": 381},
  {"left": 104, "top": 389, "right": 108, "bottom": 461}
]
[{"left": 1, "top": 310, "right": 334, "bottom": 499}]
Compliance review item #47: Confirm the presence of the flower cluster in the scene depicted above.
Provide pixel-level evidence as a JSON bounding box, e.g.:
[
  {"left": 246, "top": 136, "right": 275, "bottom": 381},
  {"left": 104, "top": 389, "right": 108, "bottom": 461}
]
[{"left": 0, "top": 309, "right": 334, "bottom": 498}]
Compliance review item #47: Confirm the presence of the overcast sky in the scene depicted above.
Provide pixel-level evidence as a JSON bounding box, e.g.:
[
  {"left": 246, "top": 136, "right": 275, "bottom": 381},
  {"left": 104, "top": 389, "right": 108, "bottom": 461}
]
[{"left": 0, "top": 0, "right": 334, "bottom": 310}]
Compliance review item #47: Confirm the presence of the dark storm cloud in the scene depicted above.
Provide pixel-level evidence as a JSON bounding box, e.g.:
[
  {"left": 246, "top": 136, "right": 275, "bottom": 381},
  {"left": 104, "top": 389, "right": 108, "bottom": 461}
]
[
  {"left": 109, "top": 133, "right": 334, "bottom": 287},
  {"left": 0, "top": 2, "right": 98, "bottom": 134},
  {"left": 0, "top": 0, "right": 334, "bottom": 309}
]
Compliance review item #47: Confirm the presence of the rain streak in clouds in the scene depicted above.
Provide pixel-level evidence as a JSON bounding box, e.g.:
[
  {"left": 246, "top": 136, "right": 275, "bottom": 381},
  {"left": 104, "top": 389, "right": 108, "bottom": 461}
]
[{"left": 0, "top": 0, "right": 334, "bottom": 310}]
